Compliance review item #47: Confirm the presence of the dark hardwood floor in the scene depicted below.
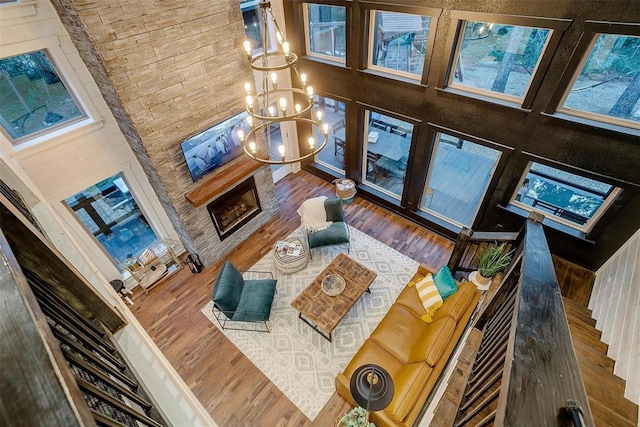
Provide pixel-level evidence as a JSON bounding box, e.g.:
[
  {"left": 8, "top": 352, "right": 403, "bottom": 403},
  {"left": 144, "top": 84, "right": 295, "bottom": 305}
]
[{"left": 130, "top": 170, "right": 454, "bottom": 426}]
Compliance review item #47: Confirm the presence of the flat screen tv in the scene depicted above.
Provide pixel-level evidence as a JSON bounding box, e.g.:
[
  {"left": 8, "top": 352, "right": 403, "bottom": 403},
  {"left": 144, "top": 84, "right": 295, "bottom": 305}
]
[{"left": 180, "top": 111, "right": 250, "bottom": 182}]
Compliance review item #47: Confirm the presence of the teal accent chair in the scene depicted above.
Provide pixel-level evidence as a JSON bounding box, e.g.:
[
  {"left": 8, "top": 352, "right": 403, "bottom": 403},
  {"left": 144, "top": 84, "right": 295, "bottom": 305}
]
[
  {"left": 307, "top": 198, "right": 350, "bottom": 259},
  {"left": 211, "top": 261, "right": 277, "bottom": 332}
]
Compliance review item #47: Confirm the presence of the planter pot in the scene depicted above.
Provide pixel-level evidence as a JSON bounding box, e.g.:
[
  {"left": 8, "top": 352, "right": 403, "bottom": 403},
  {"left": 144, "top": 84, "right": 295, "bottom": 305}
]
[{"left": 469, "top": 271, "right": 492, "bottom": 291}]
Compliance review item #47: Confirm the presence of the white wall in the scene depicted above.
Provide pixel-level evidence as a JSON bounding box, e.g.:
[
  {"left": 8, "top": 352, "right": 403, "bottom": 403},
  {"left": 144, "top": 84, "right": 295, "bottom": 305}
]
[
  {"left": 0, "top": 0, "right": 182, "bottom": 283},
  {"left": 1, "top": 2, "right": 215, "bottom": 424},
  {"left": 590, "top": 228, "right": 640, "bottom": 406}
]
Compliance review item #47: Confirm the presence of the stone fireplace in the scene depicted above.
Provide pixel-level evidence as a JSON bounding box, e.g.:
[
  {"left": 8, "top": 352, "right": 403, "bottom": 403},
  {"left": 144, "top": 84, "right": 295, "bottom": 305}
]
[{"left": 207, "top": 176, "right": 261, "bottom": 241}]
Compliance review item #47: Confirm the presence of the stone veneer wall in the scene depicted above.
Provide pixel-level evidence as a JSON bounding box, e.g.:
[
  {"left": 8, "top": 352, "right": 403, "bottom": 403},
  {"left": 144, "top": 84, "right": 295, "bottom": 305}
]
[{"left": 50, "top": 0, "right": 278, "bottom": 265}]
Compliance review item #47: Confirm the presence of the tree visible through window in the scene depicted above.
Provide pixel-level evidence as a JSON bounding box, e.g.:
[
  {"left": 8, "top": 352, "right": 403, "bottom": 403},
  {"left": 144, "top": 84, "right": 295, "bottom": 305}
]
[
  {"left": 560, "top": 34, "right": 640, "bottom": 127},
  {"left": 450, "top": 21, "right": 550, "bottom": 101},
  {"left": 0, "top": 50, "right": 84, "bottom": 142}
]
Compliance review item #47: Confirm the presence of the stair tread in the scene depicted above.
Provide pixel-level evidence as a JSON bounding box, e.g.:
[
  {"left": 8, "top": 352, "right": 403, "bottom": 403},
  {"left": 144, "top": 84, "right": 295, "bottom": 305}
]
[
  {"left": 578, "top": 357, "right": 638, "bottom": 418},
  {"left": 563, "top": 298, "right": 597, "bottom": 327},
  {"left": 589, "top": 397, "right": 639, "bottom": 427},
  {"left": 571, "top": 339, "right": 616, "bottom": 373},
  {"left": 567, "top": 321, "right": 609, "bottom": 353}
]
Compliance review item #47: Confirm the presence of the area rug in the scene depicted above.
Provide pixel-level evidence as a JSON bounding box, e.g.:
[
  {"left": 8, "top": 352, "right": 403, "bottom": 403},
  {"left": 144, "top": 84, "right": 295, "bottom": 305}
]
[{"left": 201, "top": 226, "right": 419, "bottom": 421}]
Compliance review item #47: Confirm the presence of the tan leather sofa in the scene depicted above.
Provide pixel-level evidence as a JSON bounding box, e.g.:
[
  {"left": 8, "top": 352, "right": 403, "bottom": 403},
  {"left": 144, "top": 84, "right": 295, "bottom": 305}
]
[{"left": 336, "top": 265, "right": 480, "bottom": 427}]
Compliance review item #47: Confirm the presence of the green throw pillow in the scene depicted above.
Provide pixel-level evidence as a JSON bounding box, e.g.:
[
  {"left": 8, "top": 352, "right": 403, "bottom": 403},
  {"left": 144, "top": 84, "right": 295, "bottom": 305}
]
[{"left": 433, "top": 266, "right": 457, "bottom": 300}]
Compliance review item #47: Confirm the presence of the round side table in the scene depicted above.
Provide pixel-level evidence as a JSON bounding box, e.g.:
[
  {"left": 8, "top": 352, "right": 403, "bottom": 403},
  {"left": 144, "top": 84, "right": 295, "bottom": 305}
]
[{"left": 273, "top": 237, "right": 309, "bottom": 274}]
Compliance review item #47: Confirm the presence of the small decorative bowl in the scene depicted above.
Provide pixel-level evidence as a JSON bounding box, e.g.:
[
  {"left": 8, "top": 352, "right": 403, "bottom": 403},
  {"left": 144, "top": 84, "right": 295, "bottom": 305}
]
[{"left": 321, "top": 274, "right": 346, "bottom": 296}]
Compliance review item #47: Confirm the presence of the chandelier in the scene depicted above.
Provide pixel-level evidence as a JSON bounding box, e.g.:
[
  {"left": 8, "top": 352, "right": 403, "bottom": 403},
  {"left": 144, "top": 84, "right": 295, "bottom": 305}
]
[{"left": 238, "top": 0, "right": 328, "bottom": 165}]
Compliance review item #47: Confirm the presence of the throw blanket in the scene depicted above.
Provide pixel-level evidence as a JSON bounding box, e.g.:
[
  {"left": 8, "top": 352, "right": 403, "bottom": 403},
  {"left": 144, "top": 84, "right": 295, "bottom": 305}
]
[{"left": 297, "top": 196, "right": 332, "bottom": 233}]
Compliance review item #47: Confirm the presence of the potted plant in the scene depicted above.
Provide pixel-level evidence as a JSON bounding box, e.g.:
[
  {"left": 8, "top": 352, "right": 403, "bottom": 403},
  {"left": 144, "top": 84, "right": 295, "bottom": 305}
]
[
  {"left": 337, "top": 407, "right": 375, "bottom": 427},
  {"left": 474, "top": 243, "right": 513, "bottom": 289}
]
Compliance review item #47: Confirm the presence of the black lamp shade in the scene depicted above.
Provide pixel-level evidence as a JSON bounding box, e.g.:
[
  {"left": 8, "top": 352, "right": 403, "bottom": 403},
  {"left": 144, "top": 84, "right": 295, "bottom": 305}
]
[{"left": 350, "top": 364, "right": 394, "bottom": 412}]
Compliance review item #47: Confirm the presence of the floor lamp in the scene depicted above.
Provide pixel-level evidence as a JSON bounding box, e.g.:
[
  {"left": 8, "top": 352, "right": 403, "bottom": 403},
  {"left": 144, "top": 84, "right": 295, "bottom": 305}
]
[{"left": 350, "top": 364, "right": 395, "bottom": 425}]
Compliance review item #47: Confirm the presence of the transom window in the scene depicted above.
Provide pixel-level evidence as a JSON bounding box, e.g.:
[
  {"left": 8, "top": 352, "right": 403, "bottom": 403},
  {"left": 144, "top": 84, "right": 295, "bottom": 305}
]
[
  {"left": 0, "top": 50, "right": 85, "bottom": 143},
  {"left": 304, "top": 3, "right": 347, "bottom": 62},
  {"left": 368, "top": 10, "right": 432, "bottom": 80},
  {"left": 558, "top": 33, "right": 640, "bottom": 129},
  {"left": 449, "top": 21, "right": 551, "bottom": 102},
  {"left": 510, "top": 162, "right": 621, "bottom": 233}
]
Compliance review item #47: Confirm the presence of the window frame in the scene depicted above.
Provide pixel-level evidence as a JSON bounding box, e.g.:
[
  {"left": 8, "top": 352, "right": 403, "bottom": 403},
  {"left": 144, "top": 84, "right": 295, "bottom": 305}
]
[
  {"left": 439, "top": 11, "right": 571, "bottom": 110},
  {"left": 312, "top": 92, "right": 348, "bottom": 175},
  {"left": 0, "top": 48, "right": 89, "bottom": 145},
  {"left": 546, "top": 21, "right": 640, "bottom": 133},
  {"left": 302, "top": 2, "right": 349, "bottom": 65},
  {"left": 362, "top": 4, "right": 441, "bottom": 85},
  {"left": 508, "top": 160, "right": 622, "bottom": 234}
]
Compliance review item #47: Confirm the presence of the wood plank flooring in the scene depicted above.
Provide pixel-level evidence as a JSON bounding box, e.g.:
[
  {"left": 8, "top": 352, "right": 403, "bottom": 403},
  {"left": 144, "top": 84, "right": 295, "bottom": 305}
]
[{"left": 130, "top": 170, "right": 454, "bottom": 426}]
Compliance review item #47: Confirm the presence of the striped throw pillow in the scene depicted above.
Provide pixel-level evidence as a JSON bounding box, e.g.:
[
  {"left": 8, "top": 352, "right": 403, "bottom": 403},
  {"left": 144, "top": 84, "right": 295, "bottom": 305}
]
[{"left": 412, "top": 274, "right": 443, "bottom": 323}]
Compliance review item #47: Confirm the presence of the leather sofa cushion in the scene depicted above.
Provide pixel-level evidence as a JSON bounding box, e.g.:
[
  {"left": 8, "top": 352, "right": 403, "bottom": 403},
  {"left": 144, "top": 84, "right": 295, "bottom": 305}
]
[
  {"left": 385, "top": 362, "right": 433, "bottom": 423},
  {"left": 370, "top": 304, "right": 428, "bottom": 364},
  {"left": 408, "top": 317, "right": 456, "bottom": 366},
  {"left": 342, "top": 339, "right": 405, "bottom": 381},
  {"left": 433, "top": 281, "right": 477, "bottom": 322}
]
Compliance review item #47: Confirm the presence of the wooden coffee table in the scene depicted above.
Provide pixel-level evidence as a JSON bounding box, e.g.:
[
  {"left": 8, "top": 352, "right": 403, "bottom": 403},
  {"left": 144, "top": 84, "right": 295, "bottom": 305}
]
[{"left": 291, "top": 253, "right": 377, "bottom": 342}]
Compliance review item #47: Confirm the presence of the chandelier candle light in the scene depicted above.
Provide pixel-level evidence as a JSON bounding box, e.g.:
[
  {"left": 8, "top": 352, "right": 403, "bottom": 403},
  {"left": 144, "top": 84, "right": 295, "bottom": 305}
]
[{"left": 238, "top": 0, "right": 329, "bottom": 164}]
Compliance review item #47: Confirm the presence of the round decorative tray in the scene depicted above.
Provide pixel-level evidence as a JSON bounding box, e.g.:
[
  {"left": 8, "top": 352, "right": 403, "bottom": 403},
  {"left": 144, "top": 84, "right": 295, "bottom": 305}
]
[{"left": 321, "top": 274, "right": 346, "bottom": 296}]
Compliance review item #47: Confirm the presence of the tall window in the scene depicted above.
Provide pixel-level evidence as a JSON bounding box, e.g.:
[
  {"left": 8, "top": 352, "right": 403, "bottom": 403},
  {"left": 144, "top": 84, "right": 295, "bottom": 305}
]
[
  {"left": 304, "top": 4, "right": 347, "bottom": 62},
  {"left": 448, "top": 21, "right": 551, "bottom": 102},
  {"left": 510, "top": 162, "right": 621, "bottom": 232},
  {"left": 368, "top": 10, "right": 432, "bottom": 79},
  {"left": 559, "top": 34, "right": 640, "bottom": 129},
  {"left": 0, "top": 50, "right": 85, "bottom": 143},
  {"left": 240, "top": 0, "right": 273, "bottom": 52},
  {"left": 65, "top": 173, "right": 159, "bottom": 270},
  {"left": 313, "top": 95, "right": 346, "bottom": 173},
  {"left": 362, "top": 111, "right": 413, "bottom": 198},
  {"left": 421, "top": 133, "right": 501, "bottom": 227}
]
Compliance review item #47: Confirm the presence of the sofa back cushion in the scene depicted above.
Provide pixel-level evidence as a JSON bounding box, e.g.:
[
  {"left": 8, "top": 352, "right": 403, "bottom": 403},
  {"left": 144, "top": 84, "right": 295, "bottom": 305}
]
[
  {"left": 212, "top": 261, "right": 244, "bottom": 314},
  {"left": 408, "top": 316, "right": 456, "bottom": 366},
  {"left": 385, "top": 362, "right": 433, "bottom": 423},
  {"left": 433, "top": 281, "right": 478, "bottom": 322}
]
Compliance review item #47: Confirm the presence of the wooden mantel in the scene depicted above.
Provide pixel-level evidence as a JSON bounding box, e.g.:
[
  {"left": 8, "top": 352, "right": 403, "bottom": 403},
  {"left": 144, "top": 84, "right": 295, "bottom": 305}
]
[{"left": 184, "top": 157, "right": 262, "bottom": 207}]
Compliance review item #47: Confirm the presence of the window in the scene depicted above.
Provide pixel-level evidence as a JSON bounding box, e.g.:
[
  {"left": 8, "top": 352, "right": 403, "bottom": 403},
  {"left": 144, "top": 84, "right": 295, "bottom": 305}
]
[
  {"left": 449, "top": 22, "right": 550, "bottom": 101},
  {"left": 368, "top": 10, "right": 432, "bottom": 79},
  {"left": 443, "top": 12, "right": 569, "bottom": 108},
  {"left": 510, "top": 162, "right": 621, "bottom": 232},
  {"left": 0, "top": 50, "right": 85, "bottom": 143},
  {"left": 558, "top": 33, "right": 640, "bottom": 129},
  {"left": 304, "top": 4, "right": 346, "bottom": 62},
  {"left": 362, "top": 111, "right": 413, "bottom": 199},
  {"left": 65, "top": 173, "right": 159, "bottom": 270},
  {"left": 421, "top": 133, "right": 501, "bottom": 227},
  {"left": 313, "top": 95, "right": 346, "bottom": 173}
]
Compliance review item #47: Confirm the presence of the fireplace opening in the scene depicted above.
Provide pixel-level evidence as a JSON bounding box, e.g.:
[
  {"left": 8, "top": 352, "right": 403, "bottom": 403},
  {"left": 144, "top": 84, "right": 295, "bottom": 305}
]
[{"left": 207, "top": 176, "right": 262, "bottom": 241}]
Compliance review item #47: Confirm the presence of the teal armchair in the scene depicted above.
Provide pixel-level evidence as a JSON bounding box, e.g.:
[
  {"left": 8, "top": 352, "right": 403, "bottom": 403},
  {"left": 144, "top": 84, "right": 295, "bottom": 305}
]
[
  {"left": 306, "top": 198, "right": 350, "bottom": 259},
  {"left": 211, "top": 261, "right": 277, "bottom": 332}
]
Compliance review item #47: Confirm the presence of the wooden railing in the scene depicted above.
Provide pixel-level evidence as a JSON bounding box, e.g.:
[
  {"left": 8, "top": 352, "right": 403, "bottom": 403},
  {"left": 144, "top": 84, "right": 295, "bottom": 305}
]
[{"left": 452, "top": 216, "right": 594, "bottom": 426}]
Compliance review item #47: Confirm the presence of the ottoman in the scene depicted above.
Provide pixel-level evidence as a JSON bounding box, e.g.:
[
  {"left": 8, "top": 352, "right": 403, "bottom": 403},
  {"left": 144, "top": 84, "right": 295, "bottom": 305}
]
[{"left": 273, "top": 237, "right": 309, "bottom": 274}]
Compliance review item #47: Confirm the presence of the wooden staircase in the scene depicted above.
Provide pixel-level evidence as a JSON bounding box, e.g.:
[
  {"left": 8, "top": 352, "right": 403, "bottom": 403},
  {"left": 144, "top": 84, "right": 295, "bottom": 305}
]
[{"left": 563, "top": 297, "right": 639, "bottom": 426}]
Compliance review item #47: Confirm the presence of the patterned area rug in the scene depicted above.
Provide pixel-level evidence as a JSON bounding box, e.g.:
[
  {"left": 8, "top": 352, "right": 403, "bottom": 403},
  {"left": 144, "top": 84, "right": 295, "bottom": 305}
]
[{"left": 201, "top": 226, "right": 418, "bottom": 421}]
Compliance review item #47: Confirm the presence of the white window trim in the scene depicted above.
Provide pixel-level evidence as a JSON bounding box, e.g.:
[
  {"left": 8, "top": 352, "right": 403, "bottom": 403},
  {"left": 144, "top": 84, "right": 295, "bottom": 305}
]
[
  {"left": 555, "top": 33, "right": 640, "bottom": 131},
  {"left": 508, "top": 162, "right": 622, "bottom": 233},
  {"left": 447, "top": 21, "right": 554, "bottom": 105},
  {"left": 303, "top": 3, "right": 347, "bottom": 64},
  {"left": 0, "top": 36, "right": 102, "bottom": 151},
  {"left": 366, "top": 10, "right": 428, "bottom": 81}
]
